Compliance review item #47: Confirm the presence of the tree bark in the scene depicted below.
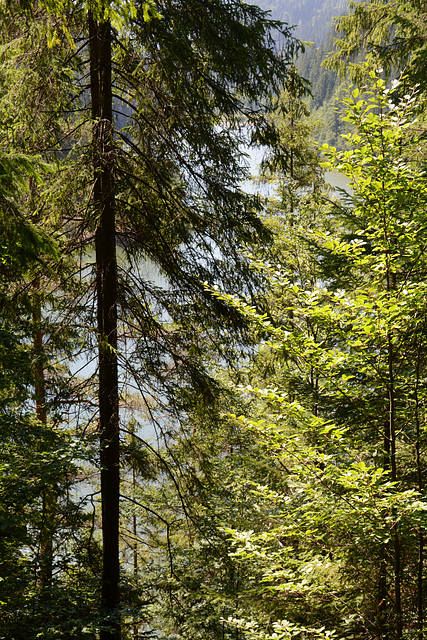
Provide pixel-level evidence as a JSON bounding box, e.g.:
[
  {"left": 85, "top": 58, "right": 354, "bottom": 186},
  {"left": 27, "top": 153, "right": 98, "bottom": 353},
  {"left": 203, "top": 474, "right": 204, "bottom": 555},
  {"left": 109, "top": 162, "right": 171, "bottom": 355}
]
[
  {"left": 33, "top": 291, "right": 56, "bottom": 590},
  {"left": 89, "top": 13, "right": 121, "bottom": 639},
  {"left": 415, "top": 344, "right": 424, "bottom": 640},
  {"left": 386, "top": 263, "right": 402, "bottom": 640}
]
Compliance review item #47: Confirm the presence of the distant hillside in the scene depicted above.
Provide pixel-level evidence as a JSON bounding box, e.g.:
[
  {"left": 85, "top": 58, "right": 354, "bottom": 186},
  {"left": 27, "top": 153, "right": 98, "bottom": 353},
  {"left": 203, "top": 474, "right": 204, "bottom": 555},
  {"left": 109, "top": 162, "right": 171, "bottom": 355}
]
[
  {"left": 249, "top": 1, "right": 353, "bottom": 148},
  {"left": 252, "top": 0, "right": 349, "bottom": 43},
  {"left": 249, "top": 1, "right": 354, "bottom": 148},
  {"left": 297, "top": 28, "right": 350, "bottom": 148}
]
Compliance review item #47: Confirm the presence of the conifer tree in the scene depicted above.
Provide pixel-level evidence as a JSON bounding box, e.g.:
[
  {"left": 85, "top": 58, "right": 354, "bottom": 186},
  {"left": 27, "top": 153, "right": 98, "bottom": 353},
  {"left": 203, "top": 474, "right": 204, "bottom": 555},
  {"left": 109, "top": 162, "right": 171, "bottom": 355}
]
[
  {"left": 326, "top": 0, "right": 427, "bottom": 93},
  {"left": 0, "top": 1, "right": 306, "bottom": 637}
]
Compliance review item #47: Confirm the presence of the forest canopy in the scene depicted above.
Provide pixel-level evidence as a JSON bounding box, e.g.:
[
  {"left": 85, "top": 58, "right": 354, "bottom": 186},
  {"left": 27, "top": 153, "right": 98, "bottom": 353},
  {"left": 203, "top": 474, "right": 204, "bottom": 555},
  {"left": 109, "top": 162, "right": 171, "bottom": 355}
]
[{"left": 2, "top": 1, "right": 427, "bottom": 640}]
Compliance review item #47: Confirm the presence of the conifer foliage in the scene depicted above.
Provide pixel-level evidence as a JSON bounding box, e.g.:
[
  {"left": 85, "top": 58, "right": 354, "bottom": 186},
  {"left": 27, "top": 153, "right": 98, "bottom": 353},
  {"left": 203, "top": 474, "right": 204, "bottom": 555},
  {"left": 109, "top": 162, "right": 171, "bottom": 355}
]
[
  {"left": 0, "top": 1, "right": 303, "bottom": 638},
  {"left": 6, "top": 0, "right": 427, "bottom": 638}
]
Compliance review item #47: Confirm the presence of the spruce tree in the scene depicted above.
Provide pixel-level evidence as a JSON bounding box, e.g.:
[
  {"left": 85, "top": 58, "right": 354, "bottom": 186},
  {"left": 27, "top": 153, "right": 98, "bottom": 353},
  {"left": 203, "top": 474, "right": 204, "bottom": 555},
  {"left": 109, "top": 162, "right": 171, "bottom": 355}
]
[
  {"left": 1, "top": 0, "right": 306, "bottom": 637},
  {"left": 326, "top": 0, "right": 427, "bottom": 94}
]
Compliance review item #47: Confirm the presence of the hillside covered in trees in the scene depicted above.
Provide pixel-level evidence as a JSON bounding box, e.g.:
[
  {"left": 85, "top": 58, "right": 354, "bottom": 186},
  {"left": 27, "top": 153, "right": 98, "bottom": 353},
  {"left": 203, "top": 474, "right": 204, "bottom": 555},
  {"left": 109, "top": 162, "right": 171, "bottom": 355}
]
[
  {"left": 251, "top": 0, "right": 355, "bottom": 148},
  {"left": 252, "top": 0, "right": 348, "bottom": 43},
  {"left": 3, "top": 1, "right": 427, "bottom": 640},
  {"left": 296, "top": 28, "right": 348, "bottom": 147}
]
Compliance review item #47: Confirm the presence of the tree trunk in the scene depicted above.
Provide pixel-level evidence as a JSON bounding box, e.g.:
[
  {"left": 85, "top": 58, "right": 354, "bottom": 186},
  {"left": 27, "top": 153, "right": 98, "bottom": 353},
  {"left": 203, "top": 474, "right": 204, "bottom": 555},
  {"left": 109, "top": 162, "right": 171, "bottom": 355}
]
[
  {"left": 415, "top": 345, "right": 424, "bottom": 640},
  {"left": 89, "top": 13, "right": 121, "bottom": 639},
  {"left": 386, "top": 264, "right": 402, "bottom": 640},
  {"left": 33, "top": 292, "right": 56, "bottom": 590},
  {"left": 133, "top": 465, "right": 139, "bottom": 639}
]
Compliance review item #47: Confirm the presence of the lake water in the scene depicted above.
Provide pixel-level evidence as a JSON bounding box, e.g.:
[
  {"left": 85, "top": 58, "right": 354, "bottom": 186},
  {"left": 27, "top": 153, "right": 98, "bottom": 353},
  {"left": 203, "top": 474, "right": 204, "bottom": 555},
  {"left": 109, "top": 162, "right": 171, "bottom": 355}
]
[
  {"left": 243, "top": 143, "right": 351, "bottom": 196},
  {"left": 325, "top": 169, "right": 351, "bottom": 193},
  {"left": 71, "top": 155, "right": 351, "bottom": 457}
]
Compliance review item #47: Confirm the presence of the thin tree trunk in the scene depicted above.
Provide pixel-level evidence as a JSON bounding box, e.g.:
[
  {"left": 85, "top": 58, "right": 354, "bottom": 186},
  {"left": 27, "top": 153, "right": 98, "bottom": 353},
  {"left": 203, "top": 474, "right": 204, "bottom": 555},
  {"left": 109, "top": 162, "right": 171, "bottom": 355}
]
[
  {"left": 89, "top": 12, "right": 121, "bottom": 639},
  {"left": 378, "top": 551, "right": 388, "bottom": 640},
  {"left": 133, "top": 465, "right": 138, "bottom": 639},
  {"left": 415, "top": 344, "right": 424, "bottom": 640},
  {"left": 388, "top": 362, "right": 402, "bottom": 639},
  {"left": 377, "top": 419, "right": 391, "bottom": 640},
  {"left": 386, "top": 263, "right": 402, "bottom": 639},
  {"left": 33, "top": 293, "right": 56, "bottom": 590},
  {"left": 418, "top": 535, "right": 424, "bottom": 640}
]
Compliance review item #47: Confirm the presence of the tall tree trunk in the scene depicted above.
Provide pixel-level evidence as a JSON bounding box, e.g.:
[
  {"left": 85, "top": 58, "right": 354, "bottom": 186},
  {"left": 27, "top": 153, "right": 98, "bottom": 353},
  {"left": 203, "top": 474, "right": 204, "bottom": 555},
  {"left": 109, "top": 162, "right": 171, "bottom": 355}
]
[{"left": 89, "top": 13, "right": 121, "bottom": 639}]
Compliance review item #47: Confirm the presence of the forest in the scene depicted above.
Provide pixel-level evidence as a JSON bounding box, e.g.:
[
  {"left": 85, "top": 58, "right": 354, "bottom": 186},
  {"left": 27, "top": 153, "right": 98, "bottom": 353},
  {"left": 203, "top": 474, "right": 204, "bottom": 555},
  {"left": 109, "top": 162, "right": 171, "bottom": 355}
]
[
  {"left": 251, "top": 0, "right": 348, "bottom": 43},
  {"left": 2, "top": 0, "right": 427, "bottom": 639}
]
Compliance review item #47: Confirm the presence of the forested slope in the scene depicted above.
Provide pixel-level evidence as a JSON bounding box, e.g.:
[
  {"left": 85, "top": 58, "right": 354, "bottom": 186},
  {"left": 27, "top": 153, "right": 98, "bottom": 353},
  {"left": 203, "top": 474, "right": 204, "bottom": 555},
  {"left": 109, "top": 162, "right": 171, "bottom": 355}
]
[
  {"left": 250, "top": 0, "right": 352, "bottom": 148},
  {"left": 297, "top": 28, "right": 348, "bottom": 147},
  {"left": 251, "top": 0, "right": 348, "bottom": 42}
]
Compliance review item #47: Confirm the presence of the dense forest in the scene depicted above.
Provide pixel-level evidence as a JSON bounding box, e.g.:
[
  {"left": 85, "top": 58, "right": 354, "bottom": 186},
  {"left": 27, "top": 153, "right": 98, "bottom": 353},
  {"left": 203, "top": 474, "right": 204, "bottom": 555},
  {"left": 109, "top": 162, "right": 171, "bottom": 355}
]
[
  {"left": 3, "top": 1, "right": 427, "bottom": 640},
  {"left": 295, "top": 28, "right": 347, "bottom": 148},
  {"left": 250, "top": 2, "right": 354, "bottom": 149},
  {"left": 252, "top": 0, "right": 348, "bottom": 43}
]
